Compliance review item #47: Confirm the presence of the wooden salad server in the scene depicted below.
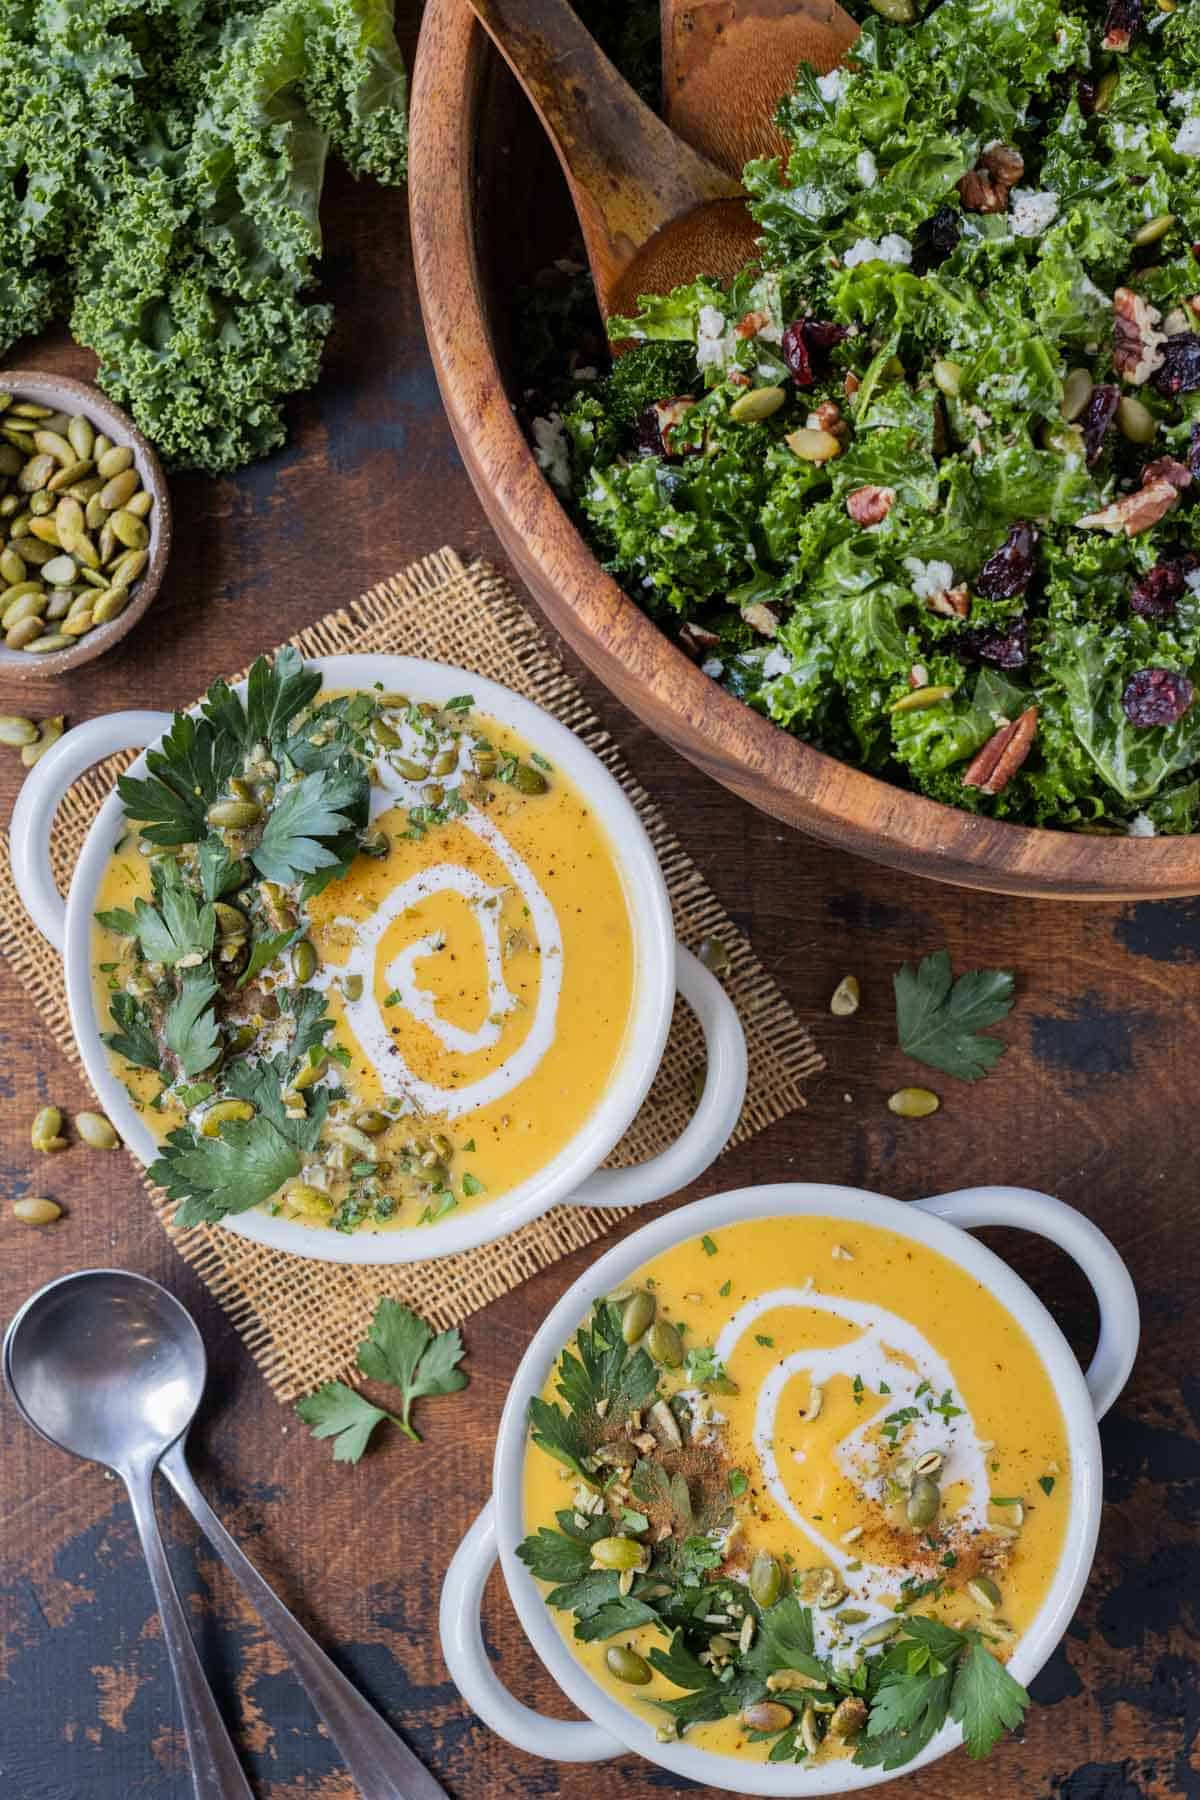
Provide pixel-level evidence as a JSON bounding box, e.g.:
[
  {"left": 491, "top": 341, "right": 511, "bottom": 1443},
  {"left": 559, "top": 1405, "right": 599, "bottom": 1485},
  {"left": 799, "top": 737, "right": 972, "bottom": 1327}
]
[
  {"left": 662, "top": 0, "right": 859, "bottom": 176},
  {"left": 462, "top": 0, "right": 763, "bottom": 319}
]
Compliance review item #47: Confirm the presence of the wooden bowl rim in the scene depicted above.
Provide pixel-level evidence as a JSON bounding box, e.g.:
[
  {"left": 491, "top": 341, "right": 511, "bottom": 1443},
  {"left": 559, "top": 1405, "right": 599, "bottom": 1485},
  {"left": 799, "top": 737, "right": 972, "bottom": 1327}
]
[
  {"left": 0, "top": 369, "right": 171, "bottom": 681},
  {"left": 409, "top": 0, "right": 1200, "bottom": 899}
]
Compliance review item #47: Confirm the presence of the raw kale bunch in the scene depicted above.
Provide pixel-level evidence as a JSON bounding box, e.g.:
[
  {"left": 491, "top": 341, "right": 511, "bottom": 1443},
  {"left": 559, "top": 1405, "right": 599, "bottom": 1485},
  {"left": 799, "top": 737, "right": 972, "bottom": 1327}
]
[
  {"left": 0, "top": 0, "right": 408, "bottom": 473},
  {"left": 551, "top": 0, "right": 1200, "bottom": 834}
]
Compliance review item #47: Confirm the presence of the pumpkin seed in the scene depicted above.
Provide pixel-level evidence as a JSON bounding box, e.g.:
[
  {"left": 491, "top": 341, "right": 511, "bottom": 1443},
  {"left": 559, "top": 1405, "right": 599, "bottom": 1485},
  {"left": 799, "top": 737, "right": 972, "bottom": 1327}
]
[
  {"left": 110, "top": 508, "right": 148, "bottom": 550},
  {"left": 292, "top": 938, "right": 318, "bottom": 982},
  {"left": 1, "top": 591, "right": 46, "bottom": 630},
  {"left": 621, "top": 1289, "right": 656, "bottom": 1343},
  {"left": 21, "top": 715, "right": 65, "bottom": 766},
  {"left": 99, "top": 468, "right": 139, "bottom": 511},
  {"left": 829, "top": 974, "right": 860, "bottom": 1016},
  {"left": 96, "top": 444, "right": 134, "bottom": 480},
  {"left": 93, "top": 433, "right": 113, "bottom": 459},
  {"left": 75, "top": 1110, "right": 118, "bottom": 1149},
  {"left": 200, "top": 1099, "right": 256, "bottom": 1137},
  {"left": 207, "top": 799, "right": 262, "bottom": 829},
  {"left": 10, "top": 401, "right": 53, "bottom": 419},
  {"left": 800, "top": 1704, "right": 821, "bottom": 1755},
  {"left": 19, "top": 453, "right": 56, "bottom": 493},
  {"left": 68, "top": 415, "right": 94, "bottom": 460},
  {"left": 869, "top": 0, "right": 915, "bottom": 18},
  {"left": 13, "top": 1196, "right": 62, "bottom": 1225},
  {"left": 591, "top": 1536, "right": 646, "bottom": 1572},
  {"left": 28, "top": 491, "right": 55, "bottom": 517},
  {"left": 0, "top": 715, "right": 38, "bottom": 747},
  {"left": 125, "top": 489, "right": 153, "bottom": 520},
  {"left": 888, "top": 1086, "right": 940, "bottom": 1118},
  {"left": 1116, "top": 395, "right": 1156, "bottom": 444},
  {"left": 41, "top": 554, "right": 77, "bottom": 586},
  {"left": 31, "top": 1105, "right": 67, "bottom": 1152},
  {"left": 92, "top": 586, "right": 132, "bottom": 625},
  {"left": 1094, "top": 69, "right": 1119, "bottom": 112},
  {"left": 785, "top": 425, "right": 843, "bottom": 463},
  {"left": 906, "top": 1474, "right": 941, "bottom": 1528},
  {"left": 932, "top": 358, "right": 962, "bottom": 397},
  {"left": 913, "top": 1449, "right": 944, "bottom": 1476},
  {"left": 1061, "top": 368, "right": 1093, "bottom": 422},
  {"left": 749, "top": 1550, "right": 782, "bottom": 1609},
  {"left": 7, "top": 616, "right": 44, "bottom": 650},
  {"left": 605, "top": 1645, "right": 652, "bottom": 1685},
  {"left": 829, "top": 1697, "right": 868, "bottom": 1740},
  {"left": 967, "top": 1576, "right": 1002, "bottom": 1611},
  {"left": 86, "top": 492, "right": 107, "bottom": 532},
  {"left": 730, "top": 384, "right": 787, "bottom": 423},
  {"left": 291, "top": 1053, "right": 328, "bottom": 1092},
  {"left": 23, "top": 633, "right": 72, "bottom": 653},
  {"left": 511, "top": 761, "right": 548, "bottom": 795},
  {"left": 740, "top": 1702, "right": 793, "bottom": 1732},
  {"left": 697, "top": 934, "right": 731, "bottom": 974},
  {"left": 766, "top": 1667, "right": 824, "bottom": 1693},
  {"left": 342, "top": 972, "right": 364, "bottom": 1002},
  {"left": 859, "top": 1617, "right": 902, "bottom": 1647},
  {"left": 45, "top": 589, "right": 74, "bottom": 619},
  {"left": 0, "top": 547, "right": 25, "bottom": 585},
  {"left": 283, "top": 1183, "right": 333, "bottom": 1219},
  {"left": 647, "top": 1319, "right": 684, "bottom": 1367},
  {"left": 0, "top": 445, "right": 20, "bottom": 476},
  {"left": 33, "top": 429, "right": 75, "bottom": 467},
  {"left": 353, "top": 1109, "right": 391, "bottom": 1135},
  {"left": 46, "top": 459, "right": 94, "bottom": 494},
  {"left": 109, "top": 549, "right": 148, "bottom": 586},
  {"left": 1133, "top": 212, "right": 1174, "bottom": 248}
]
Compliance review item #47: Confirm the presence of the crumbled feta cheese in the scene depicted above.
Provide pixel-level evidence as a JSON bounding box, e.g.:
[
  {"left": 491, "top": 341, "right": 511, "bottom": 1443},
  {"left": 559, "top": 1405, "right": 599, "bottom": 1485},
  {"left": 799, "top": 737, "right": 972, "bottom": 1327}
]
[
  {"left": 762, "top": 648, "right": 793, "bottom": 680},
  {"left": 572, "top": 365, "right": 598, "bottom": 383},
  {"left": 531, "top": 413, "right": 570, "bottom": 493},
  {"left": 1171, "top": 88, "right": 1199, "bottom": 114},
  {"left": 1185, "top": 568, "right": 1200, "bottom": 594},
  {"left": 855, "top": 149, "right": 878, "bottom": 188},
  {"left": 700, "top": 657, "right": 724, "bottom": 679},
  {"left": 1077, "top": 275, "right": 1112, "bottom": 309},
  {"left": 1009, "top": 189, "right": 1059, "bottom": 238},
  {"left": 1111, "top": 122, "right": 1148, "bottom": 152},
  {"left": 843, "top": 233, "right": 912, "bottom": 269},
  {"left": 696, "top": 304, "right": 733, "bottom": 370},
  {"left": 964, "top": 403, "right": 992, "bottom": 430},
  {"left": 1127, "top": 813, "right": 1156, "bottom": 838},
  {"left": 1173, "top": 117, "right": 1200, "bottom": 158},
  {"left": 817, "top": 69, "right": 847, "bottom": 103},
  {"left": 904, "top": 556, "right": 955, "bottom": 602}
]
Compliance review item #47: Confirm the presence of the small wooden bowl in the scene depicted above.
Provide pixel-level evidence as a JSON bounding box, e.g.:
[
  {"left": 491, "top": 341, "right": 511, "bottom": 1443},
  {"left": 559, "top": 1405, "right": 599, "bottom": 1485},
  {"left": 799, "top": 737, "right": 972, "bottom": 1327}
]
[
  {"left": 0, "top": 370, "right": 171, "bottom": 681},
  {"left": 409, "top": 1, "right": 1200, "bottom": 900}
]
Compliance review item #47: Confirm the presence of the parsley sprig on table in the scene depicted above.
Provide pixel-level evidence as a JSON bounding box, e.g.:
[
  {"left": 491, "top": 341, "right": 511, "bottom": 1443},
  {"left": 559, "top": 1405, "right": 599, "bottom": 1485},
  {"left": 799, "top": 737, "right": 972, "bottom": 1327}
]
[
  {"left": 894, "top": 950, "right": 1015, "bottom": 1082},
  {"left": 517, "top": 1301, "right": 1031, "bottom": 1772},
  {"left": 296, "top": 1299, "right": 469, "bottom": 1462}
]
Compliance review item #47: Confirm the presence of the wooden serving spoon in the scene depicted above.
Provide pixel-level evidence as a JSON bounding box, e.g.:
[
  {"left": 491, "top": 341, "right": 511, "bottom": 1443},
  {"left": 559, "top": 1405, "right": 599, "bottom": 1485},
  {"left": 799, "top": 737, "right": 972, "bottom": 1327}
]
[
  {"left": 661, "top": 0, "right": 859, "bottom": 178},
  {"left": 463, "top": 0, "right": 763, "bottom": 319}
]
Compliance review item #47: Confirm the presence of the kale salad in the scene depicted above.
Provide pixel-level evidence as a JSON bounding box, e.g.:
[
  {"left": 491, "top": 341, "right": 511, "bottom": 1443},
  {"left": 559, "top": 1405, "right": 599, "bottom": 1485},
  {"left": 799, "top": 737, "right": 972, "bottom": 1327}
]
[{"left": 538, "top": 0, "right": 1200, "bottom": 834}]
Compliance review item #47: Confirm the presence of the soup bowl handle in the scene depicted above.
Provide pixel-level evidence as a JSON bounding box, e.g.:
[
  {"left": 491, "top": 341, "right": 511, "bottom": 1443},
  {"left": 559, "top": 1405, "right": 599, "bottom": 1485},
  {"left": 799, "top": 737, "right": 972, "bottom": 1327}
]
[
  {"left": 440, "top": 1503, "right": 626, "bottom": 1762},
  {"left": 10, "top": 711, "right": 172, "bottom": 954},
  {"left": 914, "top": 1185, "right": 1139, "bottom": 1421},
  {"left": 567, "top": 945, "right": 748, "bottom": 1209}
]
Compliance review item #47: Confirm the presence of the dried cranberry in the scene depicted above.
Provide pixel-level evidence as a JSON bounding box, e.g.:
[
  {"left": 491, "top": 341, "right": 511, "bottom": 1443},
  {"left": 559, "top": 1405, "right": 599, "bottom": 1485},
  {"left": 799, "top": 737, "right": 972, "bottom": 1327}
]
[
  {"left": 1152, "top": 332, "right": 1200, "bottom": 397},
  {"left": 781, "top": 322, "right": 814, "bottom": 387},
  {"left": 911, "top": 205, "right": 962, "bottom": 276},
  {"left": 967, "top": 616, "right": 1029, "bottom": 670},
  {"left": 1080, "top": 383, "right": 1120, "bottom": 466},
  {"left": 634, "top": 404, "right": 666, "bottom": 456},
  {"left": 1077, "top": 76, "right": 1098, "bottom": 116},
  {"left": 975, "top": 523, "right": 1039, "bottom": 600},
  {"left": 1103, "top": 0, "right": 1141, "bottom": 51},
  {"left": 1130, "top": 562, "right": 1185, "bottom": 620},
  {"left": 1122, "top": 667, "right": 1195, "bottom": 727},
  {"left": 781, "top": 318, "right": 849, "bottom": 387},
  {"left": 1189, "top": 423, "right": 1200, "bottom": 481}
]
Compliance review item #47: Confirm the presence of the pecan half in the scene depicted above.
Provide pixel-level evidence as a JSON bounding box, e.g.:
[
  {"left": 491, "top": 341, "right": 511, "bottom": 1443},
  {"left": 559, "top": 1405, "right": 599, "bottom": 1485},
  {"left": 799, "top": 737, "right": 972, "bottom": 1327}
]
[
  {"left": 678, "top": 621, "right": 722, "bottom": 660},
  {"left": 846, "top": 485, "right": 896, "bottom": 527},
  {"left": 1077, "top": 461, "right": 1191, "bottom": 536},
  {"left": 1113, "top": 287, "right": 1166, "bottom": 386},
  {"left": 926, "top": 584, "right": 971, "bottom": 619},
  {"left": 735, "top": 309, "right": 771, "bottom": 340},
  {"left": 1141, "top": 457, "right": 1193, "bottom": 493},
  {"left": 957, "top": 168, "right": 1008, "bottom": 214},
  {"left": 962, "top": 707, "right": 1038, "bottom": 796},
  {"left": 979, "top": 143, "right": 1025, "bottom": 187}
]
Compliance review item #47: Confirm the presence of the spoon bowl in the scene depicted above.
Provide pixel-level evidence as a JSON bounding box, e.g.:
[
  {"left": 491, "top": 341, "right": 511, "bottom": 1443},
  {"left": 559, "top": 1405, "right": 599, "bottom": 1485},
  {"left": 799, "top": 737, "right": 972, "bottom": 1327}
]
[{"left": 4, "top": 1268, "right": 206, "bottom": 1471}]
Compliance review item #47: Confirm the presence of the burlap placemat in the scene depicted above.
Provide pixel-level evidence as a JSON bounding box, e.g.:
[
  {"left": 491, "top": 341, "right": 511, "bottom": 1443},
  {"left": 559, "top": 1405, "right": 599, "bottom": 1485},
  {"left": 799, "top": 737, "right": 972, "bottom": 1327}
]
[{"left": 0, "top": 548, "right": 821, "bottom": 1401}]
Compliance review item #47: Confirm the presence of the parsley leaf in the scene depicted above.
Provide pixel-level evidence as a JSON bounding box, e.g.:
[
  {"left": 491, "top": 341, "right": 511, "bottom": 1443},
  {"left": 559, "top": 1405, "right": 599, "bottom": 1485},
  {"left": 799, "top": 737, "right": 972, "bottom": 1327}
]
[
  {"left": 528, "top": 1301, "right": 660, "bottom": 1483},
  {"left": 354, "top": 1299, "right": 468, "bottom": 1441},
  {"left": 744, "top": 1594, "right": 827, "bottom": 1689},
  {"left": 951, "top": 1638, "right": 1029, "bottom": 1759},
  {"left": 117, "top": 712, "right": 240, "bottom": 845},
  {"left": 294, "top": 1383, "right": 401, "bottom": 1464},
  {"left": 237, "top": 927, "right": 299, "bottom": 990},
  {"left": 164, "top": 969, "right": 221, "bottom": 1076},
  {"left": 252, "top": 764, "right": 368, "bottom": 886},
  {"left": 203, "top": 648, "right": 323, "bottom": 753},
  {"left": 103, "top": 991, "right": 161, "bottom": 1072},
  {"left": 197, "top": 837, "right": 245, "bottom": 901},
  {"left": 894, "top": 950, "right": 1015, "bottom": 1082}
]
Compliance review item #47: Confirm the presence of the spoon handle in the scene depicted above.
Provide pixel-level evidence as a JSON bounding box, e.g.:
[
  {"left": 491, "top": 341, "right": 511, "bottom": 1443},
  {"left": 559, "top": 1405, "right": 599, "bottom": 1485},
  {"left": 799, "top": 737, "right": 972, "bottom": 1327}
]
[
  {"left": 159, "top": 1441, "right": 449, "bottom": 1800},
  {"left": 122, "top": 1464, "right": 255, "bottom": 1800}
]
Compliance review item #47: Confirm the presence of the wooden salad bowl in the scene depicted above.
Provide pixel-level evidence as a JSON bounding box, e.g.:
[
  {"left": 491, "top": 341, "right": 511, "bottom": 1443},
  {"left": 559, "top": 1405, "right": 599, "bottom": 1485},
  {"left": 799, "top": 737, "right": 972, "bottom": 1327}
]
[{"left": 409, "top": 0, "right": 1200, "bottom": 900}]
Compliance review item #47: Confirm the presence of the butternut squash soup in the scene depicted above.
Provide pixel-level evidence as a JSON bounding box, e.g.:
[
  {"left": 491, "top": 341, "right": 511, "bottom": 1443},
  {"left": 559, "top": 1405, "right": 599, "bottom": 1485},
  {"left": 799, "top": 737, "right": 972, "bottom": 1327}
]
[
  {"left": 519, "top": 1215, "right": 1069, "bottom": 1772},
  {"left": 91, "top": 652, "right": 635, "bottom": 1233}
]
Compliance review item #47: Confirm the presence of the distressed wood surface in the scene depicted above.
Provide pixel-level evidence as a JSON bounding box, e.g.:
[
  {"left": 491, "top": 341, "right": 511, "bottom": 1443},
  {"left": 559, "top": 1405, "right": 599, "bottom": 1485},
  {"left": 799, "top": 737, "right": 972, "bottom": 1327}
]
[{"left": 0, "top": 9, "right": 1197, "bottom": 1797}]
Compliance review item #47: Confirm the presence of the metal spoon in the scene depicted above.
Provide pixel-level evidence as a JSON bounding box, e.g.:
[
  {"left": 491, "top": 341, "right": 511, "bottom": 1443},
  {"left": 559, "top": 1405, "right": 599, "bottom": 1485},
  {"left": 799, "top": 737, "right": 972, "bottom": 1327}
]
[{"left": 4, "top": 1270, "right": 448, "bottom": 1800}]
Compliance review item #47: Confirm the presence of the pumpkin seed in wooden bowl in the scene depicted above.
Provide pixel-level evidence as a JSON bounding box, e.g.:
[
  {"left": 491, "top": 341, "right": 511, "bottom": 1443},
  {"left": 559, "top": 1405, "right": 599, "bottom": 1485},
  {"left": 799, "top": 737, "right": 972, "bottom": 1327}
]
[{"left": 0, "top": 371, "right": 171, "bottom": 680}]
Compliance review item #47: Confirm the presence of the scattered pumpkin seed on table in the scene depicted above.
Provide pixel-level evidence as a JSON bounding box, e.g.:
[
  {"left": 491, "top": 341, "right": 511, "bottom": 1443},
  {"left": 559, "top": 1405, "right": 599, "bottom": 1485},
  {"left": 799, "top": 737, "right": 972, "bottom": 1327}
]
[{"left": 0, "top": 399, "right": 154, "bottom": 654}]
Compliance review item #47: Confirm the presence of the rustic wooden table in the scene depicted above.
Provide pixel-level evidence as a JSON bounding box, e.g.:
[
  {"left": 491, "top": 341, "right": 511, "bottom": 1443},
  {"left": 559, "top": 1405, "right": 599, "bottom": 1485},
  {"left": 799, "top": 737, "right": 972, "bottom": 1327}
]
[{"left": 1, "top": 42, "right": 1197, "bottom": 1800}]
